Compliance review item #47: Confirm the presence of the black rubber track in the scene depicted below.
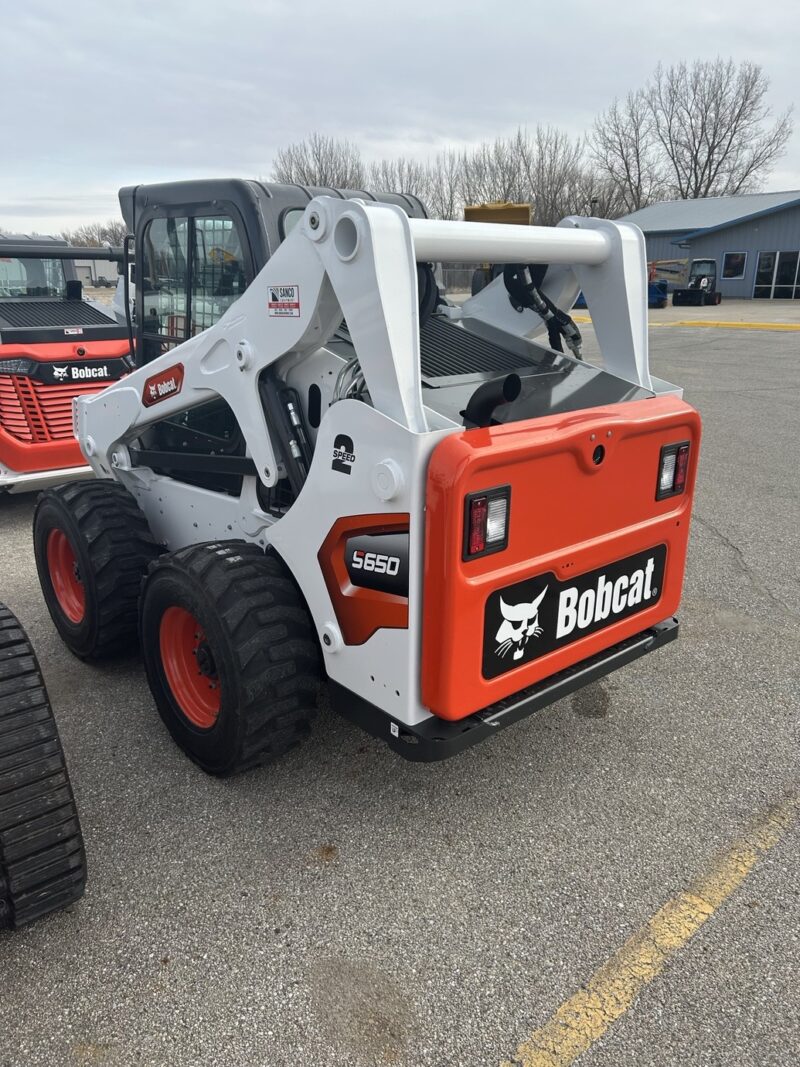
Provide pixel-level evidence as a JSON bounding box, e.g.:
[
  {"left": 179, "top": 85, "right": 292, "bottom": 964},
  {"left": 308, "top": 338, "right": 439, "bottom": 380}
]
[
  {"left": 0, "top": 603, "right": 86, "bottom": 930},
  {"left": 34, "top": 480, "right": 160, "bottom": 659},
  {"left": 140, "top": 541, "right": 323, "bottom": 776}
]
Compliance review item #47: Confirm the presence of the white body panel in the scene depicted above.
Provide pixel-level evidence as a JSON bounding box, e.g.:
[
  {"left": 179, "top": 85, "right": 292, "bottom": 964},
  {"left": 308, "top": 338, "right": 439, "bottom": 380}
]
[{"left": 0, "top": 462, "right": 92, "bottom": 494}]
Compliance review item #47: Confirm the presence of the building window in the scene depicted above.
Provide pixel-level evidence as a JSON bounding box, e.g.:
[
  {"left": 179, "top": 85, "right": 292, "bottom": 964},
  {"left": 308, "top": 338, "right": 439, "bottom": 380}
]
[
  {"left": 774, "top": 250, "right": 799, "bottom": 300},
  {"left": 721, "top": 252, "right": 747, "bottom": 280},
  {"left": 753, "top": 250, "right": 800, "bottom": 299},
  {"left": 753, "top": 251, "right": 777, "bottom": 299}
]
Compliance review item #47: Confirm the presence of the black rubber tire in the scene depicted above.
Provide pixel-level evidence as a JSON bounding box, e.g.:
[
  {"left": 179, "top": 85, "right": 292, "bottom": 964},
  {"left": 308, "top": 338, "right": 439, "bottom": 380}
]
[
  {"left": 33, "top": 481, "right": 160, "bottom": 660},
  {"left": 0, "top": 603, "right": 86, "bottom": 930},
  {"left": 139, "top": 541, "right": 322, "bottom": 777}
]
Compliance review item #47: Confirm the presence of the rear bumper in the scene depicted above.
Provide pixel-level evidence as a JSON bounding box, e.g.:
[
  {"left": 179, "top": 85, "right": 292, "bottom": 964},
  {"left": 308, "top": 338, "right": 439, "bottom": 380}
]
[
  {"left": 0, "top": 462, "right": 91, "bottom": 493},
  {"left": 331, "top": 616, "right": 678, "bottom": 762}
]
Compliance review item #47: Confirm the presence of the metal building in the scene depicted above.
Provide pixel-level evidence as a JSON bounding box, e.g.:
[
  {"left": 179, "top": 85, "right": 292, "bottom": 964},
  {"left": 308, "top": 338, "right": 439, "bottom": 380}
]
[{"left": 620, "top": 191, "right": 800, "bottom": 299}]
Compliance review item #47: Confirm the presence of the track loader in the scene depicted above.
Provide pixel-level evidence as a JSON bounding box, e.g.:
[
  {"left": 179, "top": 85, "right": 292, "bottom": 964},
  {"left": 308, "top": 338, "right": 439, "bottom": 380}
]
[
  {"left": 0, "top": 602, "right": 86, "bottom": 928},
  {"left": 33, "top": 180, "right": 700, "bottom": 772}
]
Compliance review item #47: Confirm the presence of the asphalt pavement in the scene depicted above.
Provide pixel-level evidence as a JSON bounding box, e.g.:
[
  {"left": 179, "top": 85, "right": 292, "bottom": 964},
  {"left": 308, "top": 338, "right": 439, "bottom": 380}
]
[{"left": 0, "top": 324, "right": 798, "bottom": 1066}]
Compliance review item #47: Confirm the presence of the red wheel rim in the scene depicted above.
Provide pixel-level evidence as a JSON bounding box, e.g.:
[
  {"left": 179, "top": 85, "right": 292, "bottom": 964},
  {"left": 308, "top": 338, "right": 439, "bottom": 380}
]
[
  {"left": 46, "top": 528, "right": 86, "bottom": 624},
  {"left": 159, "top": 606, "right": 221, "bottom": 729}
]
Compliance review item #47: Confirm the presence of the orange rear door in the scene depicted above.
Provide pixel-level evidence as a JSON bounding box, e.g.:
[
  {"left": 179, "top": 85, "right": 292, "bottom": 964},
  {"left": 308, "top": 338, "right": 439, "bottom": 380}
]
[{"left": 422, "top": 395, "right": 701, "bottom": 720}]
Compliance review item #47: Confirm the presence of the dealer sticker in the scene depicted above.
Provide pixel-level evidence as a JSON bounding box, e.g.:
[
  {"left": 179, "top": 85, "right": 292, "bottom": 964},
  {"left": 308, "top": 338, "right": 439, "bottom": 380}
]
[{"left": 268, "top": 284, "right": 300, "bottom": 318}]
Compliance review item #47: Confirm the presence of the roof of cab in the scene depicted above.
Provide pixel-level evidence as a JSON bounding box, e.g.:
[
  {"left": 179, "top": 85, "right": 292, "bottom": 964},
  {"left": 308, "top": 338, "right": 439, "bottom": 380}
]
[{"left": 118, "top": 178, "right": 427, "bottom": 231}]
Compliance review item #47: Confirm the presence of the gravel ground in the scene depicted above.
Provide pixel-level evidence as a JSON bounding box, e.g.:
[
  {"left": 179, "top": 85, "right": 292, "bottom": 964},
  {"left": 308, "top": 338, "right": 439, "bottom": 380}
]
[{"left": 0, "top": 326, "right": 798, "bottom": 1066}]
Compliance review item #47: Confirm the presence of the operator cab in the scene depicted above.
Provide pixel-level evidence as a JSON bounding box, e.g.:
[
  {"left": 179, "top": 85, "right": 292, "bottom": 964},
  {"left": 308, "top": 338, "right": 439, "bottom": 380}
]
[
  {"left": 121, "top": 178, "right": 427, "bottom": 368},
  {"left": 121, "top": 180, "right": 427, "bottom": 498},
  {"left": 687, "top": 259, "right": 716, "bottom": 290}
]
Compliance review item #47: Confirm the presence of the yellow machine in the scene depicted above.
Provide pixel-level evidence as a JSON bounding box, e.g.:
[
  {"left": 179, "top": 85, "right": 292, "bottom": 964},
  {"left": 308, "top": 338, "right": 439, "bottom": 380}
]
[
  {"left": 464, "top": 202, "right": 533, "bottom": 226},
  {"left": 464, "top": 202, "right": 533, "bottom": 293}
]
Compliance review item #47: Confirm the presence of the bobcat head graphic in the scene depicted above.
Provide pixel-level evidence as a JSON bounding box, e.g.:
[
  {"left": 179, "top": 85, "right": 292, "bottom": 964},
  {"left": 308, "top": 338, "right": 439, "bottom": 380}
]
[
  {"left": 494, "top": 586, "right": 548, "bottom": 660},
  {"left": 53, "top": 366, "right": 69, "bottom": 381}
]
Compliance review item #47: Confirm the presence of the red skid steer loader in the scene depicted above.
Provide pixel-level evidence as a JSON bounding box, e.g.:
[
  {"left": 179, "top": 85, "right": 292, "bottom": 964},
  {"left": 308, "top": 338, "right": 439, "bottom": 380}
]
[
  {"left": 0, "top": 235, "right": 131, "bottom": 494},
  {"left": 32, "top": 180, "right": 700, "bottom": 773}
]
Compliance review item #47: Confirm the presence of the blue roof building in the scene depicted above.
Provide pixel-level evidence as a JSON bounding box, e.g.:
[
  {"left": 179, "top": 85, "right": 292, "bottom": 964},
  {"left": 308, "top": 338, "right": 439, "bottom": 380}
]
[{"left": 620, "top": 191, "right": 800, "bottom": 299}]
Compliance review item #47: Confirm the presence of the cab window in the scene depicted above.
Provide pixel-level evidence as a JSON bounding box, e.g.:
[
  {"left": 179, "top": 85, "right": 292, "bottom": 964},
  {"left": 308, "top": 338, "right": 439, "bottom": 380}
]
[
  {"left": 280, "top": 208, "right": 304, "bottom": 241},
  {"left": 139, "top": 211, "right": 248, "bottom": 361},
  {"left": 0, "top": 257, "right": 66, "bottom": 298}
]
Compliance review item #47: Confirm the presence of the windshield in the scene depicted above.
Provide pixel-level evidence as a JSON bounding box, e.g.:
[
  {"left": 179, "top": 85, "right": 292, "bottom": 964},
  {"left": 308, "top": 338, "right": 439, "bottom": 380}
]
[{"left": 0, "top": 257, "right": 67, "bottom": 298}]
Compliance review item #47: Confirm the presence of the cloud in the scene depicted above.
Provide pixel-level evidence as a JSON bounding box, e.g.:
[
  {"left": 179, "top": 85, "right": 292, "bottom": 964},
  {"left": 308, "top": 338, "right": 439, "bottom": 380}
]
[{"left": 1, "top": 0, "right": 797, "bottom": 231}]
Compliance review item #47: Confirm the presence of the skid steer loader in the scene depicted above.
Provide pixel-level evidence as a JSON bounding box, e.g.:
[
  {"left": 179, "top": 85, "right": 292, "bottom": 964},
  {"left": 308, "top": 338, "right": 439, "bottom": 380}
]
[
  {"left": 0, "top": 602, "right": 86, "bottom": 928},
  {"left": 33, "top": 180, "right": 700, "bottom": 773},
  {"left": 0, "top": 235, "right": 132, "bottom": 493}
]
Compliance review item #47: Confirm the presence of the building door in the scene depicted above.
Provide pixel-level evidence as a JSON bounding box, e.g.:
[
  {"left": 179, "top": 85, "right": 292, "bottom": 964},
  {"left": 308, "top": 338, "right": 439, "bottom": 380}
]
[
  {"left": 753, "top": 250, "right": 800, "bottom": 298},
  {"left": 774, "top": 251, "right": 799, "bottom": 299}
]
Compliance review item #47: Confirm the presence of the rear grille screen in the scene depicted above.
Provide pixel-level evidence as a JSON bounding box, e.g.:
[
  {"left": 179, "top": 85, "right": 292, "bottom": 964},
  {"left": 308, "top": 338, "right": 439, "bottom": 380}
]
[
  {"left": 419, "top": 317, "right": 530, "bottom": 379},
  {"left": 0, "top": 300, "right": 117, "bottom": 330},
  {"left": 0, "top": 375, "right": 109, "bottom": 443}
]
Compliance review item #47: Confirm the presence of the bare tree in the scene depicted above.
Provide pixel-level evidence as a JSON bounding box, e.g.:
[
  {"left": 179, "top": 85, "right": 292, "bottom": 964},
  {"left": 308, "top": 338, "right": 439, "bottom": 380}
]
[
  {"left": 460, "top": 138, "right": 528, "bottom": 207},
  {"left": 646, "top": 59, "right": 793, "bottom": 198},
  {"left": 60, "top": 219, "right": 128, "bottom": 246},
  {"left": 271, "top": 134, "right": 366, "bottom": 189},
  {"left": 453, "top": 127, "right": 587, "bottom": 225},
  {"left": 514, "top": 126, "right": 587, "bottom": 225},
  {"left": 367, "top": 156, "right": 429, "bottom": 199},
  {"left": 423, "top": 150, "right": 463, "bottom": 220},
  {"left": 590, "top": 91, "right": 666, "bottom": 212}
]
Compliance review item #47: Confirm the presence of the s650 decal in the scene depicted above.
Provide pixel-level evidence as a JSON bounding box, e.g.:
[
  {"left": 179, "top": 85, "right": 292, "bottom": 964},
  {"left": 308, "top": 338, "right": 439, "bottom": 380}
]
[{"left": 344, "top": 533, "right": 409, "bottom": 597}]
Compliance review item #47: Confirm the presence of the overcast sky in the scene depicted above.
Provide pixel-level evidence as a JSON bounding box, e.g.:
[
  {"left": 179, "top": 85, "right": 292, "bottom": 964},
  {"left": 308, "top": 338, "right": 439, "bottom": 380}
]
[{"left": 1, "top": 0, "right": 798, "bottom": 233}]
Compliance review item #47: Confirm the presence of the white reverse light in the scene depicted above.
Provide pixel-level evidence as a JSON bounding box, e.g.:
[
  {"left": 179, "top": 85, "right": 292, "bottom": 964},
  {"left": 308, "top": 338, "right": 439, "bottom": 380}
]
[
  {"left": 659, "top": 451, "right": 677, "bottom": 493},
  {"left": 486, "top": 496, "right": 508, "bottom": 544}
]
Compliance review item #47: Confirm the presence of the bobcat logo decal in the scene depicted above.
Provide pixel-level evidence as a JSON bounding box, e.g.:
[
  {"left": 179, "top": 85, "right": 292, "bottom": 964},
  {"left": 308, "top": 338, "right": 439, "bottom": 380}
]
[
  {"left": 53, "top": 366, "right": 69, "bottom": 381},
  {"left": 494, "top": 586, "right": 548, "bottom": 660}
]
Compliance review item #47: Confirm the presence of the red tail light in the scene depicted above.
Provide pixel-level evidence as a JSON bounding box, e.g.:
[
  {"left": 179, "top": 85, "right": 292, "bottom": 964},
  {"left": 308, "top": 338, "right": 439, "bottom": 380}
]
[
  {"left": 656, "top": 442, "right": 690, "bottom": 500},
  {"left": 673, "top": 444, "right": 690, "bottom": 493},
  {"left": 468, "top": 496, "right": 488, "bottom": 555},
  {"left": 463, "top": 486, "right": 511, "bottom": 559}
]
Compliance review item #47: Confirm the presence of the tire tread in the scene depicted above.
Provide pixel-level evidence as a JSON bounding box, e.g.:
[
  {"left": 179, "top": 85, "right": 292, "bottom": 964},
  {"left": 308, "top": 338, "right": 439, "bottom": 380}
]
[
  {"left": 143, "top": 542, "right": 321, "bottom": 775},
  {"left": 0, "top": 604, "right": 86, "bottom": 929},
  {"left": 35, "top": 481, "right": 160, "bottom": 659}
]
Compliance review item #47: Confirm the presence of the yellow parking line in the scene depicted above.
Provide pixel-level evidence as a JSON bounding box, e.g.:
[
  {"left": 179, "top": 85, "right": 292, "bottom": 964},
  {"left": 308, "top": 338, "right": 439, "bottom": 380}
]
[
  {"left": 501, "top": 791, "right": 799, "bottom": 1067},
  {"left": 570, "top": 315, "right": 800, "bottom": 331},
  {"left": 670, "top": 320, "right": 800, "bottom": 331}
]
